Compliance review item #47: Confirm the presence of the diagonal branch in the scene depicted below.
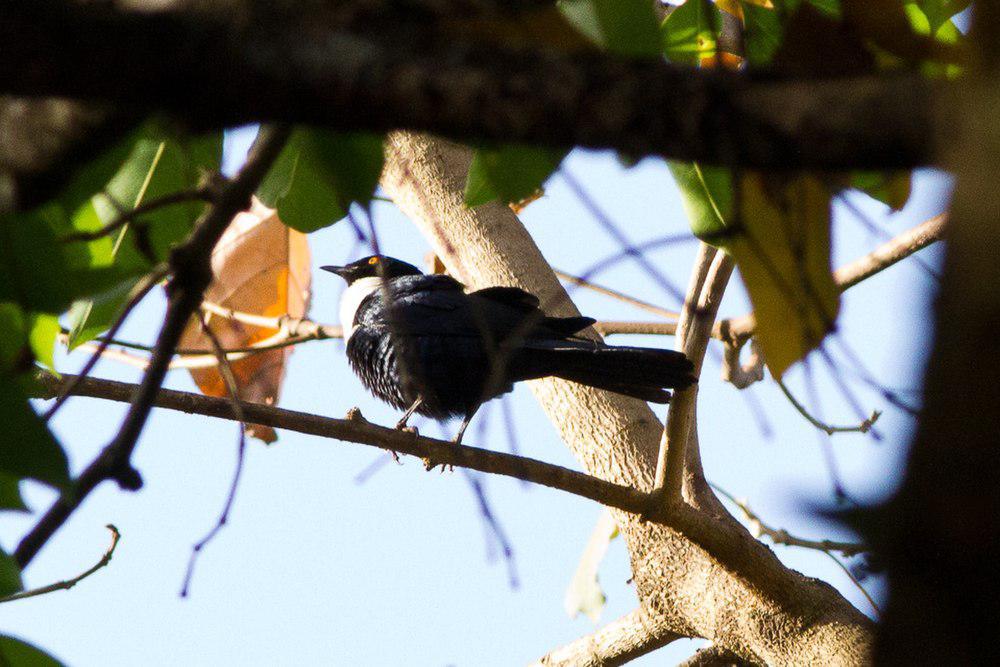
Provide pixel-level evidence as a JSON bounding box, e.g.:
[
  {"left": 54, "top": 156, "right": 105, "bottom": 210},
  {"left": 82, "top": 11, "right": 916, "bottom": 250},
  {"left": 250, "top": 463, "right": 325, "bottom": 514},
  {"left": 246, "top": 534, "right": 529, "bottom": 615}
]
[{"left": 14, "top": 125, "right": 291, "bottom": 569}]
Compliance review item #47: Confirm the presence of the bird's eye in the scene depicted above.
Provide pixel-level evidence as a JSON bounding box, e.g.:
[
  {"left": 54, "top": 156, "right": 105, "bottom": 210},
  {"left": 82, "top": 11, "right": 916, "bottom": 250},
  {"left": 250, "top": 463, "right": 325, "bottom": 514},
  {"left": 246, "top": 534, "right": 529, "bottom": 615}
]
[{"left": 368, "top": 257, "right": 379, "bottom": 265}]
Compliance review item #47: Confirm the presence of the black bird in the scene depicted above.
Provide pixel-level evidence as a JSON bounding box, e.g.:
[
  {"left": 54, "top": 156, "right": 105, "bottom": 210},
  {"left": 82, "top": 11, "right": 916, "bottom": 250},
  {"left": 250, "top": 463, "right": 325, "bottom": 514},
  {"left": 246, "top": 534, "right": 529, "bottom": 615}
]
[{"left": 323, "top": 255, "right": 696, "bottom": 443}]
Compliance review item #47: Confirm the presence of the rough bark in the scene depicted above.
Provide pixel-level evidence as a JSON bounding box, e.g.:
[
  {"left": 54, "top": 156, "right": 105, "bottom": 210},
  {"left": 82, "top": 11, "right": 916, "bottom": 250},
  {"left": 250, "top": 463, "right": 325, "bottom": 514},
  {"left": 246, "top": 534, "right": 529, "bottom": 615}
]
[{"left": 382, "top": 132, "right": 873, "bottom": 664}]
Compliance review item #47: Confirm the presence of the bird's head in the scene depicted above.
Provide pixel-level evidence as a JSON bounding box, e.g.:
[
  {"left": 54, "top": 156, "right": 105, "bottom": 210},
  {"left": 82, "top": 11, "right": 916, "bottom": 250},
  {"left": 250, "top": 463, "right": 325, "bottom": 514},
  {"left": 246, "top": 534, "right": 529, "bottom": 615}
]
[{"left": 321, "top": 255, "right": 423, "bottom": 285}]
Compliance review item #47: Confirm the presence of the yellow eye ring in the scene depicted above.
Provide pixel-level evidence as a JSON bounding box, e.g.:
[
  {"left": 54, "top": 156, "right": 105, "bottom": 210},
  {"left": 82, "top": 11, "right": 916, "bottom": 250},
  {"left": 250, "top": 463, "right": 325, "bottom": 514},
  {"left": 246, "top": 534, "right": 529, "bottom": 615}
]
[{"left": 368, "top": 257, "right": 379, "bottom": 265}]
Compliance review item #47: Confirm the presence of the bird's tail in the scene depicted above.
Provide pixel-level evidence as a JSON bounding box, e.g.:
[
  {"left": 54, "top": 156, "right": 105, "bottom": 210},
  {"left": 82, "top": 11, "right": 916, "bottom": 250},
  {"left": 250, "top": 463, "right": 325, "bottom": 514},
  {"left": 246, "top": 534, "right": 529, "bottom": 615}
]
[{"left": 515, "top": 341, "right": 696, "bottom": 404}]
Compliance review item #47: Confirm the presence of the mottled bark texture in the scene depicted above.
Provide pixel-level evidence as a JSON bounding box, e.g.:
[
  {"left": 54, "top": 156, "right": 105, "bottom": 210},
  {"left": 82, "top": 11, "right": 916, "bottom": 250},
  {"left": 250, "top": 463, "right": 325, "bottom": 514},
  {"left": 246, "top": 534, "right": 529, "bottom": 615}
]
[
  {"left": 870, "top": 4, "right": 1000, "bottom": 664},
  {"left": 382, "top": 132, "right": 873, "bottom": 665},
  {"left": 2, "top": 0, "right": 938, "bottom": 170}
]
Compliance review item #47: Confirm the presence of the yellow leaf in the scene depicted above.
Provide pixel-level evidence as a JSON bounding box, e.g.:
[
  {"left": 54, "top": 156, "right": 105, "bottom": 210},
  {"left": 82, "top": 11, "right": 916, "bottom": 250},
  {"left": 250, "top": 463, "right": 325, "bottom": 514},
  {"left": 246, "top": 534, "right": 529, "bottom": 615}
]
[
  {"left": 179, "top": 198, "right": 312, "bottom": 442},
  {"left": 729, "top": 174, "right": 839, "bottom": 377}
]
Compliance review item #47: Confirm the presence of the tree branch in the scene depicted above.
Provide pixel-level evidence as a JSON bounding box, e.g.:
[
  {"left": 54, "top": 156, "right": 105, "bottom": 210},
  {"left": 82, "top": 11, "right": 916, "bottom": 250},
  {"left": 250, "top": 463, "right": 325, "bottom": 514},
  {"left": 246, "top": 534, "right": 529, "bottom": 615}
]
[
  {"left": 676, "top": 645, "right": 756, "bottom": 667},
  {"left": 532, "top": 607, "right": 684, "bottom": 666},
  {"left": 382, "top": 132, "right": 872, "bottom": 664},
  {"left": 13, "top": 125, "right": 291, "bottom": 569},
  {"left": 30, "top": 372, "right": 655, "bottom": 517},
  {"left": 0, "top": 525, "right": 120, "bottom": 604},
  {"left": 2, "top": 1, "right": 943, "bottom": 170},
  {"left": 653, "top": 247, "right": 734, "bottom": 505},
  {"left": 60, "top": 188, "right": 214, "bottom": 242},
  {"left": 711, "top": 485, "right": 868, "bottom": 557},
  {"left": 776, "top": 378, "right": 881, "bottom": 436}
]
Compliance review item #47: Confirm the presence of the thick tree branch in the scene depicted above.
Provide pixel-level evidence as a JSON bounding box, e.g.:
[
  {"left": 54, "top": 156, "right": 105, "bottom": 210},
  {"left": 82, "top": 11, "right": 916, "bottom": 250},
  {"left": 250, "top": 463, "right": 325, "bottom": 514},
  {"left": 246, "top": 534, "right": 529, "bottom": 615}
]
[
  {"left": 2, "top": 1, "right": 943, "bottom": 170},
  {"left": 532, "top": 608, "right": 684, "bottom": 666},
  {"left": 14, "top": 126, "right": 290, "bottom": 569}
]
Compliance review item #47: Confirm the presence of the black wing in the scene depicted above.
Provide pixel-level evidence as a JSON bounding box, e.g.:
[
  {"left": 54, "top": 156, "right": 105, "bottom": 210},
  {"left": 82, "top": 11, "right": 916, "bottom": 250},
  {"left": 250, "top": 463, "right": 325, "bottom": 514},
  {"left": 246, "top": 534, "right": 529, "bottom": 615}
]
[{"left": 471, "top": 286, "right": 540, "bottom": 313}]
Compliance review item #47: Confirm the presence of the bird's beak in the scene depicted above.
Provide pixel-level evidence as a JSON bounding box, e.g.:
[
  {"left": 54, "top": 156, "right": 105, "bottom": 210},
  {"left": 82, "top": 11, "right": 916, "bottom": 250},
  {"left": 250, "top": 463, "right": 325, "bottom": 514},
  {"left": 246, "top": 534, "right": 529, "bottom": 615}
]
[{"left": 321, "top": 265, "right": 348, "bottom": 278}]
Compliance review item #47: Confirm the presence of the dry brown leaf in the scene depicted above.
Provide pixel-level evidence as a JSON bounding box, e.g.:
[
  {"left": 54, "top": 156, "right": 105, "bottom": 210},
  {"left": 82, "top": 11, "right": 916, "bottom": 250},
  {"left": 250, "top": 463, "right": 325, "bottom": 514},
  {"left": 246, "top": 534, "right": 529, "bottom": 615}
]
[{"left": 178, "top": 197, "right": 312, "bottom": 442}]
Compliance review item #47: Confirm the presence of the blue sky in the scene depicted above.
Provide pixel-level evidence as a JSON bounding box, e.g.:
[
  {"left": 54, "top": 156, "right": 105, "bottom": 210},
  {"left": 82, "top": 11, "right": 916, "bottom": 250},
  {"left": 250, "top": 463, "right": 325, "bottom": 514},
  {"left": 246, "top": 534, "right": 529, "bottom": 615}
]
[{"left": 1, "top": 129, "right": 948, "bottom": 665}]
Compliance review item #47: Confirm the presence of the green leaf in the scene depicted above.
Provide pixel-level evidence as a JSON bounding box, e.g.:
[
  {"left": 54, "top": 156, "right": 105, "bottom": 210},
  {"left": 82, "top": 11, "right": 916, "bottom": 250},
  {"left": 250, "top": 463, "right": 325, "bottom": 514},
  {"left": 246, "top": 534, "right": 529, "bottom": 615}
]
[
  {"left": 851, "top": 171, "right": 912, "bottom": 211},
  {"left": 774, "top": 0, "right": 842, "bottom": 16},
  {"left": 668, "top": 161, "right": 734, "bottom": 241},
  {"left": 661, "top": 0, "right": 723, "bottom": 65},
  {"left": 917, "top": 0, "right": 970, "bottom": 31},
  {"left": 0, "top": 547, "right": 23, "bottom": 597},
  {"left": 257, "top": 129, "right": 385, "bottom": 233},
  {"left": 558, "top": 0, "right": 661, "bottom": 56},
  {"left": 67, "top": 130, "right": 222, "bottom": 346},
  {"left": 564, "top": 510, "right": 618, "bottom": 623},
  {"left": 0, "top": 473, "right": 28, "bottom": 512},
  {"left": 0, "top": 636, "right": 65, "bottom": 667},
  {"left": 464, "top": 146, "right": 566, "bottom": 208},
  {"left": 743, "top": 3, "right": 785, "bottom": 65},
  {"left": 0, "top": 374, "right": 70, "bottom": 489},
  {"left": 670, "top": 166, "right": 839, "bottom": 376},
  {"left": 0, "top": 302, "right": 27, "bottom": 374},
  {"left": 52, "top": 129, "right": 140, "bottom": 218},
  {"left": 28, "top": 314, "right": 60, "bottom": 372}
]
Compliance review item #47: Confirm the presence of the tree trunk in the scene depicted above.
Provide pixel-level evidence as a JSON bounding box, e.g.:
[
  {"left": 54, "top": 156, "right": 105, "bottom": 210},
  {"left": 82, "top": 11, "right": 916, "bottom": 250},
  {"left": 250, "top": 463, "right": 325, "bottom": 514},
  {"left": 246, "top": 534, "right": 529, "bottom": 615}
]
[{"left": 382, "top": 132, "right": 873, "bottom": 665}]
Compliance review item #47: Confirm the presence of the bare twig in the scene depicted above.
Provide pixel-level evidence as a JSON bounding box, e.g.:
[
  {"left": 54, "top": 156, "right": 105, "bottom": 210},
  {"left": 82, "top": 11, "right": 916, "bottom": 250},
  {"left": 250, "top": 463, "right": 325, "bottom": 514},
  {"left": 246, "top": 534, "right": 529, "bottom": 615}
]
[
  {"left": 711, "top": 484, "right": 868, "bottom": 557},
  {"left": 180, "top": 319, "right": 249, "bottom": 597},
  {"left": 823, "top": 551, "right": 881, "bottom": 616},
  {"left": 61, "top": 188, "right": 214, "bottom": 242},
  {"left": 554, "top": 269, "right": 680, "bottom": 320},
  {"left": 593, "top": 321, "right": 679, "bottom": 337},
  {"left": 0, "top": 525, "right": 120, "bottom": 603},
  {"left": 15, "top": 125, "right": 291, "bottom": 569},
  {"left": 776, "top": 377, "right": 881, "bottom": 436},
  {"left": 42, "top": 265, "right": 168, "bottom": 421}
]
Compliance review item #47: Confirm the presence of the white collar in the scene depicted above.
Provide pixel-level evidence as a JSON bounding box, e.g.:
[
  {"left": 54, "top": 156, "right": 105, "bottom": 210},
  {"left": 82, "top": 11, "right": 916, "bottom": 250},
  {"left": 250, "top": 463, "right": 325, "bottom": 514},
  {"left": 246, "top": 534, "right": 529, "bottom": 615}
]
[{"left": 339, "top": 276, "right": 384, "bottom": 342}]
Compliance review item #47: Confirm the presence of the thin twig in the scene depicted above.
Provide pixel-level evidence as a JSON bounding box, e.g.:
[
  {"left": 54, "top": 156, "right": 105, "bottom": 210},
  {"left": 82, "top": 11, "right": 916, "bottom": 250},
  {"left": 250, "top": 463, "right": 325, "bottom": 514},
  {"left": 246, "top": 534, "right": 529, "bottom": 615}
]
[
  {"left": 823, "top": 551, "right": 881, "bottom": 616},
  {"left": 710, "top": 484, "right": 868, "bottom": 557},
  {"left": 61, "top": 189, "right": 214, "bottom": 242},
  {"left": 180, "top": 319, "right": 249, "bottom": 597},
  {"left": 776, "top": 378, "right": 881, "bottom": 436},
  {"left": 42, "top": 265, "right": 168, "bottom": 421},
  {"left": 14, "top": 125, "right": 291, "bottom": 570},
  {"left": 0, "top": 525, "right": 120, "bottom": 603},
  {"left": 553, "top": 269, "right": 680, "bottom": 320}
]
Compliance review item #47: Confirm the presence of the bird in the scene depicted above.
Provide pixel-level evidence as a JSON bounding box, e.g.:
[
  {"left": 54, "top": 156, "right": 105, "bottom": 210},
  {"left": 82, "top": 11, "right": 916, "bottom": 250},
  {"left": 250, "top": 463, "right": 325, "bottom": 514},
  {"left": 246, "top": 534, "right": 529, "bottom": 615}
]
[{"left": 323, "top": 255, "right": 696, "bottom": 444}]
